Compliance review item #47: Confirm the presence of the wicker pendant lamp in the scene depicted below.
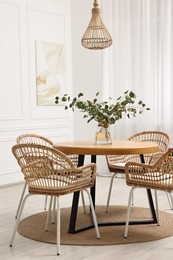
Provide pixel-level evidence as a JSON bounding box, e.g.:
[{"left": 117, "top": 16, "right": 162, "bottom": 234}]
[{"left": 81, "top": 0, "right": 112, "bottom": 50}]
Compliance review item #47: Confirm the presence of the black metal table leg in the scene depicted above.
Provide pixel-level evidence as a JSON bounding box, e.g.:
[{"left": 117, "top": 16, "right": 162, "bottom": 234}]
[
  {"left": 147, "top": 189, "right": 157, "bottom": 222},
  {"left": 90, "top": 155, "right": 96, "bottom": 208}
]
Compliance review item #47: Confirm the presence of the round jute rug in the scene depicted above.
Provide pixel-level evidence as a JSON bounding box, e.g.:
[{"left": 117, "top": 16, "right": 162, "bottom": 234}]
[{"left": 17, "top": 205, "right": 173, "bottom": 245}]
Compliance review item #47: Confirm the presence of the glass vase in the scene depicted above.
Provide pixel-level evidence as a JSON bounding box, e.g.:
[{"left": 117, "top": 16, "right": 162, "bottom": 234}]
[{"left": 94, "top": 126, "right": 112, "bottom": 145}]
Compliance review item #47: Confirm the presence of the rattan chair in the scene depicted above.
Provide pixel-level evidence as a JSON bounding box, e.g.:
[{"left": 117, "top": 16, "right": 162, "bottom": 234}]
[
  {"left": 10, "top": 144, "right": 100, "bottom": 255},
  {"left": 15, "top": 134, "right": 53, "bottom": 217},
  {"left": 106, "top": 130, "right": 170, "bottom": 212},
  {"left": 124, "top": 148, "right": 173, "bottom": 238},
  {"left": 15, "top": 134, "right": 84, "bottom": 219}
]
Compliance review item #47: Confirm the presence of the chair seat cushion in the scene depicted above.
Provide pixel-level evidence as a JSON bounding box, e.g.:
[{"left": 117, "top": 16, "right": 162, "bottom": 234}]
[
  {"left": 111, "top": 162, "right": 126, "bottom": 170},
  {"left": 28, "top": 176, "right": 92, "bottom": 196}
]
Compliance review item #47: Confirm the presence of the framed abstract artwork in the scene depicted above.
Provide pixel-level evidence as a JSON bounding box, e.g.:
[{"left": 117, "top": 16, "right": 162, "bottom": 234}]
[{"left": 35, "top": 40, "right": 65, "bottom": 106}]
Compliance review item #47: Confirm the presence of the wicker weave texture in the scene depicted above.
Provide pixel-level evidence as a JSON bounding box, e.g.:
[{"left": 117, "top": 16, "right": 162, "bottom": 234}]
[
  {"left": 129, "top": 131, "right": 169, "bottom": 152},
  {"left": 12, "top": 144, "right": 96, "bottom": 196},
  {"left": 107, "top": 131, "right": 170, "bottom": 171},
  {"left": 81, "top": 0, "right": 112, "bottom": 50},
  {"left": 17, "top": 134, "right": 53, "bottom": 147},
  {"left": 125, "top": 148, "right": 173, "bottom": 192},
  {"left": 16, "top": 134, "right": 79, "bottom": 167}
]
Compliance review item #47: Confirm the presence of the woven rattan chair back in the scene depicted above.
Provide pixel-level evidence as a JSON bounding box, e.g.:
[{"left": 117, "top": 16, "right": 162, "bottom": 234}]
[
  {"left": 107, "top": 130, "right": 170, "bottom": 168},
  {"left": 12, "top": 143, "right": 74, "bottom": 174},
  {"left": 124, "top": 148, "right": 173, "bottom": 238},
  {"left": 17, "top": 133, "right": 53, "bottom": 147},
  {"left": 17, "top": 134, "right": 78, "bottom": 166},
  {"left": 128, "top": 130, "right": 169, "bottom": 162}
]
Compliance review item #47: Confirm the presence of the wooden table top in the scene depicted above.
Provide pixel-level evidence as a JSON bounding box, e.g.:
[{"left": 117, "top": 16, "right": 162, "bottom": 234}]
[{"left": 53, "top": 140, "right": 159, "bottom": 155}]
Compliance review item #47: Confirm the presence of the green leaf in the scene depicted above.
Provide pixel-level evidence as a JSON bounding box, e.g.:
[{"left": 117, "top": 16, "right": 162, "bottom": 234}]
[
  {"left": 78, "top": 93, "right": 83, "bottom": 98},
  {"left": 129, "top": 91, "right": 135, "bottom": 98},
  {"left": 62, "top": 97, "right": 67, "bottom": 102},
  {"left": 54, "top": 90, "right": 150, "bottom": 127}
]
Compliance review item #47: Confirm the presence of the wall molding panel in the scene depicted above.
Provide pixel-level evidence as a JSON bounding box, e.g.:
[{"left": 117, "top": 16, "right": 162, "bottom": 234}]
[
  {"left": 0, "top": 1, "right": 24, "bottom": 121},
  {"left": 0, "top": 114, "right": 24, "bottom": 121},
  {"left": 27, "top": 3, "right": 71, "bottom": 120},
  {"left": 0, "top": 123, "right": 69, "bottom": 133},
  {"left": 0, "top": 0, "right": 73, "bottom": 186}
]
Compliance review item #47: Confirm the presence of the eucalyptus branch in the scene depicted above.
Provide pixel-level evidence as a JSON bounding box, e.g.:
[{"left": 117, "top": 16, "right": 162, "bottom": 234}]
[{"left": 55, "top": 90, "right": 150, "bottom": 128}]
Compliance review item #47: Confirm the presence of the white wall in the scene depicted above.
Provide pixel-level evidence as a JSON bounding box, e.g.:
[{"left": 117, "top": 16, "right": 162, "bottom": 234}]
[
  {"left": 0, "top": 0, "right": 109, "bottom": 186},
  {"left": 0, "top": 0, "right": 73, "bottom": 185},
  {"left": 71, "top": 0, "right": 99, "bottom": 139},
  {"left": 71, "top": 0, "right": 109, "bottom": 175}
]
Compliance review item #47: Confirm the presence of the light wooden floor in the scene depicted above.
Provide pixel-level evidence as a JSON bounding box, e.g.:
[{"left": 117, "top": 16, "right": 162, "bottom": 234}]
[{"left": 1, "top": 175, "right": 173, "bottom": 260}]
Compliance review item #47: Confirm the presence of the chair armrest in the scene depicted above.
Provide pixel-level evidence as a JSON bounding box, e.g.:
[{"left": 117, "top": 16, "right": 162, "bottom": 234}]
[
  {"left": 125, "top": 148, "right": 173, "bottom": 190},
  {"left": 22, "top": 159, "right": 97, "bottom": 190},
  {"left": 149, "top": 151, "right": 167, "bottom": 165}
]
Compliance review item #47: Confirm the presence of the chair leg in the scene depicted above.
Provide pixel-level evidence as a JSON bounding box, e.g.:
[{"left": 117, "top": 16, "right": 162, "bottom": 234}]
[
  {"left": 124, "top": 187, "right": 136, "bottom": 238},
  {"left": 106, "top": 173, "right": 134, "bottom": 213},
  {"left": 49, "top": 193, "right": 86, "bottom": 227},
  {"left": 44, "top": 195, "right": 48, "bottom": 210},
  {"left": 106, "top": 173, "right": 116, "bottom": 212},
  {"left": 45, "top": 196, "right": 53, "bottom": 231},
  {"left": 131, "top": 190, "right": 134, "bottom": 206},
  {"left": 166, "top": 192, "right": 173, "bottom": 210},
  {"left": 84, "top": 189, "right": 100, "bottom": 239},
  {"left": 56, "top": 197, "right": 60, "bottom": 256},
  {"left": 10, "top": 193, "right": 31, "bottom": 246},
  {"left": 15, "top": 182, "right": 27, "bottom": 218},
  {"left": 52, "top": 196, "right": 56, "bottom": 224},
  {"left": 169, "top": 192, "right": 173, "bottom": 210}
]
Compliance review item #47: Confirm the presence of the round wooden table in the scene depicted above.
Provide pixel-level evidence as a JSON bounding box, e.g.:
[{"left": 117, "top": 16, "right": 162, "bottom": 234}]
[
  {"left": 53, "top": 140, "right": 159, "bottom": 234},
  {"left": 53, "top": 140, "right": 159, "bottom": 155}
]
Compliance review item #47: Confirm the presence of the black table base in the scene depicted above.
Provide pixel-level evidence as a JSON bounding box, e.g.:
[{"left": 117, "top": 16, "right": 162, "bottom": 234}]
[{"left": 68, "top": 154, "right": 158, "bottom": 234}]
